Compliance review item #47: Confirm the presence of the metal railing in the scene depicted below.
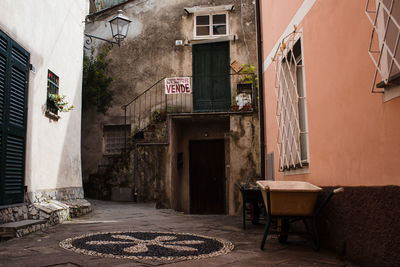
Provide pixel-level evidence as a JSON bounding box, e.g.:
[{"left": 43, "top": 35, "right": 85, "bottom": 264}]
[{"left": 121, "top": 73, "right": 257, "bottom": 138}]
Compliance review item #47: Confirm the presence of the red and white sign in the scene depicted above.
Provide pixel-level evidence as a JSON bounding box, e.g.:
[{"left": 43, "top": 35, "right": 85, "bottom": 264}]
[{"left": 165, "top": 77, "right": 191, "bottom": 94}]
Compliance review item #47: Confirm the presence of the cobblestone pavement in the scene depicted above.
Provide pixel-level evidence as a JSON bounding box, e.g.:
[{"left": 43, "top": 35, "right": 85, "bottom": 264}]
[{"left": 0, "top": 200, "right": 356, "bottom": 267}]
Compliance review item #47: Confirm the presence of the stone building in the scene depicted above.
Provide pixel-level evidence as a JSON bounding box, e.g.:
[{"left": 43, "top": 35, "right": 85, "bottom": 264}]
[
  {"left": 0, "top": 0, "right": 91, "bottom": 238},
  {"left": 83, "top": 0, "right": 261, "bottom": 215}
]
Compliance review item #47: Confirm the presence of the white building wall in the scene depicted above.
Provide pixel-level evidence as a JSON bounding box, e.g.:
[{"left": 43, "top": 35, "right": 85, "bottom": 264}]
[{"left": 0, "top": 0, "right": 89, "bottom": 199}]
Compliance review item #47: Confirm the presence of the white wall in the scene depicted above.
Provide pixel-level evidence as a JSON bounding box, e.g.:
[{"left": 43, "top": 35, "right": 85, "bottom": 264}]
[{"left": 0, "top": 0, "right": 89, "bottom": 192}]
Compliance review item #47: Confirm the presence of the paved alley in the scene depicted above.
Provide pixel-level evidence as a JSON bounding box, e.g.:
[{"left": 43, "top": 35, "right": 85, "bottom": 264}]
[{"left": 0, "top": 200, "right": 356, "bottom": 267}]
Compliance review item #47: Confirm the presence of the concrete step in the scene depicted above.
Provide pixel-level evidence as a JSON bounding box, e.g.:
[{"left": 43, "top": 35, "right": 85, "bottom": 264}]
[{"left": 0, "top": 219, "right": 47, "bottom": 240}]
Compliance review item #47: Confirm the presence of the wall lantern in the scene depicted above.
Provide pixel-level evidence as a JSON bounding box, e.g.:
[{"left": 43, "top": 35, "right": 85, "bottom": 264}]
[{"left": 84, "top": 10, "right": 132, "bottom": 48}]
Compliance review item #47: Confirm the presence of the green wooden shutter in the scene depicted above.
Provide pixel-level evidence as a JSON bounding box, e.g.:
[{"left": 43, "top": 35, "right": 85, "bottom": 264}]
[
  {"left": 193, "top": 42, "right": 230, "bottom": 112},
  {"left": 0, "top": 29, "right": 29, "bottom": 205}
]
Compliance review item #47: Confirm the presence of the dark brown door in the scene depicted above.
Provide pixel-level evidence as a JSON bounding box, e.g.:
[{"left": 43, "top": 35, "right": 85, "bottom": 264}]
[{"left": 189, "top": 140, "right": 225, "bottom": 214}]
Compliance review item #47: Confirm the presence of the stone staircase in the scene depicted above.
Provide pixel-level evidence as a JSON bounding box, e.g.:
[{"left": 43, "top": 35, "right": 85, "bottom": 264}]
[
  {"left": 0, "top": 219, "right": 47, "bottom": 239},
  {"left": 85, "top": 118, "right": 168, "bottom": 202},
  {"left": 0, "top": 199, "right": 91, "bottom": 241}
]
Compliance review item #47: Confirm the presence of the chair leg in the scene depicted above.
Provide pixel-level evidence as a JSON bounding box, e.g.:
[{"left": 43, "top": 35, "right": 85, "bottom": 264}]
[
  {"left": 260, "top": 216, "right": 271, "bottom": 250},
  {"left": 312, "top": 216, "right": 320, "bottom": 251},
  {"left": 242, "top": 201, "right": 246, "bottom": 230}
]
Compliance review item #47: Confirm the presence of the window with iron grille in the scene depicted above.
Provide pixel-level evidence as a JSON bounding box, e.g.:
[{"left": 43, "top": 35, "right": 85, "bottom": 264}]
[
  {"left": 103, "top": 124, "right": 130, "bottom": 155},
  {"left": 47, "top": 70, "right": 59, "bottom": 115},
  {"left": 366, "top": 0, "right": 400, "bottom": 92},
  {"left": 274, "top": 36, "right": 309, "bottom": 171},
  {"left": 195, "top": 13, "right": 228, "bottom": 39}
]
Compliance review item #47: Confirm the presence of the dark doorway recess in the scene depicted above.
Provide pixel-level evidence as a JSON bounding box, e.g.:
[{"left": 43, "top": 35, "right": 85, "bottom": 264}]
[
  {"left": 189, "top": 139, "right": 225, "bottom": 214},
  {"left": 192, "top": 41, "right": 230, "bottom": 112}
]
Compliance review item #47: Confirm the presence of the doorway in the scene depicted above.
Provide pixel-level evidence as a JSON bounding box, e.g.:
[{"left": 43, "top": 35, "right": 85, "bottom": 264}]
[{"left": 189, "top": 139, "right": 225, "bottom": 214}]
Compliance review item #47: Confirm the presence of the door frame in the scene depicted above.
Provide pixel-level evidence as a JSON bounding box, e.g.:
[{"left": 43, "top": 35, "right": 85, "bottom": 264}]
[{"left": 189, "top": 139, "right": 226, "bottom": 214}]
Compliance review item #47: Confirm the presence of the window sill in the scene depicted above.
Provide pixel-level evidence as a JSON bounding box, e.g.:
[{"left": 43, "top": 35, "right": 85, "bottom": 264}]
[
  {"left": 283, "top": 166, "right": 310, "bottom": 176},
  {"left": 190, "top": 34, "right": 238, "bottom": 45},
  {"left": 45, "top": 110, "right": 60, "bottom": 121},
  {"left": 376, "top": 72, "right": 400, "bottom": 88}
]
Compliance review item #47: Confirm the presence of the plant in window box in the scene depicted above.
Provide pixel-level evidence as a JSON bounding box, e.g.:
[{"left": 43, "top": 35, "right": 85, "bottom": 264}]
[
  {"left": 242, "top": 104, "right": 253, "bottom": 111},
  {"left": 237, "top": 64, "right": 258, "bottom": 92},
  {"left": 230, "top": 94, "right": 239, "bottom": 111},
  {"left": 47, "top": 93, "right": 74, "bottom": 112}
]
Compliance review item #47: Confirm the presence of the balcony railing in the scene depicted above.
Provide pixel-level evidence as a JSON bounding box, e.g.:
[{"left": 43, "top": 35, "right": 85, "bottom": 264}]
[{"left": 121, "top": 73, "right": 257, "bottom": 134}]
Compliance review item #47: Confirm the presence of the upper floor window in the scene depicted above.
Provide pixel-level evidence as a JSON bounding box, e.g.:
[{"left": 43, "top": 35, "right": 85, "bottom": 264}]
[
  {"left": 366, "top": 0, "right": 400, "bottom": 93},
  {"left": 195, "top": 13, "right": 228, "bottom": 39}
]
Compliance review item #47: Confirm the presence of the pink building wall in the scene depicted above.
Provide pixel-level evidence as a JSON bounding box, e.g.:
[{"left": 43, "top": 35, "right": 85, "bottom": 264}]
[{"left": 261, "top": 0, "right": 400, "bottom": 186}]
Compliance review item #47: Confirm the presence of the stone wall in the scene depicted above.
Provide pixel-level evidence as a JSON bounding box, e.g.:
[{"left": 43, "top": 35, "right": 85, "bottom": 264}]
[
  {"left": 317, "top": 186, "right": 400, "bottom": 266},
  {"left": 27, "top": 187, "right": 85, "bottom": 204}
]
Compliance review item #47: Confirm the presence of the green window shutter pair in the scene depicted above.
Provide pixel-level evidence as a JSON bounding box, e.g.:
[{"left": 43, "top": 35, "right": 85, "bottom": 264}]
[{"left": 0, "top": 29, "right": 29, "bottom": 205}]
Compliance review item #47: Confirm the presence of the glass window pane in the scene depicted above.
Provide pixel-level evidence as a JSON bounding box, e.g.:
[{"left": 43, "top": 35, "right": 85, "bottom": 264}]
[
  {"left": 213, "top": 25, "right": 226, "bottom": 35},
  {"left": 196, "top": 15, "right": 209, "bottom": 26},
  {"left": 197, "top": 26, "right": 210, "bottom": 36},
  {"left": 213, "top": 14, "right": 226, "bottom": 25}
]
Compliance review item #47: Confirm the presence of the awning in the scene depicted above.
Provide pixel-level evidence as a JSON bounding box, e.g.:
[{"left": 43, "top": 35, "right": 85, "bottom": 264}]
[{"left": 184, "top": 5, "right": 234, "bottom": 14}]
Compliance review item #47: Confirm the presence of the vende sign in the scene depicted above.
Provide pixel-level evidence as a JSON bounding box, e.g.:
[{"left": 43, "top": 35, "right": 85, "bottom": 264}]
[{"left": 165, "top": 77, "right": 191, "bottom": 94}]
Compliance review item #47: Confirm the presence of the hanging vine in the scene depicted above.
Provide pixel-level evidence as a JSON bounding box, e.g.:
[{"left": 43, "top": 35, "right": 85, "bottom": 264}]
[{"left": 82, "top": 46, "right": 114, "bottom": 114}]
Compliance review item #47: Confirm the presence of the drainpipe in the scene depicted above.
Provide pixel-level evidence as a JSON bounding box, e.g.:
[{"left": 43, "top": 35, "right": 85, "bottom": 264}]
[{"left": 255, "top": 0, "right": 266, "bottom": 179}]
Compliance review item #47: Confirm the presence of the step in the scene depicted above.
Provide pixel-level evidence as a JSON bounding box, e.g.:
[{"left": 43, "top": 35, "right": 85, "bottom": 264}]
[{"left": 0, "top": 219, "right": 47, "bottom": 240}]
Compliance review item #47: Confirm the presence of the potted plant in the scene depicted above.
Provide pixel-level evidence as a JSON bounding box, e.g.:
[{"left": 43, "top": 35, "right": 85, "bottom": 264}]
[
  {"left": 237, "top": 64, "right": 258, "bottom": 93},
  {"left": 47, "top": 93, "right": 74, "bottom": 112}
]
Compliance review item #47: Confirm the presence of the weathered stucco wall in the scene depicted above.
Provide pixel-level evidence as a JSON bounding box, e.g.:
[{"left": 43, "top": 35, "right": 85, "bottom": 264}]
[
  {"left": 0, "top": 0, "right": 89, "bottom": 198},
  {"left": 229, "top": 114, "right": 260, "bottom": 214},
  {"left": 82, "top": 0, "right": 258, "bottom": 181}
]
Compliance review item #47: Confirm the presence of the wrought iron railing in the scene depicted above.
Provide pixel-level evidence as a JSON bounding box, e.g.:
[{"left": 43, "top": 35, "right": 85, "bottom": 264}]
[{"left": 121, "top": 73, "right": 257, "bottom": 137}]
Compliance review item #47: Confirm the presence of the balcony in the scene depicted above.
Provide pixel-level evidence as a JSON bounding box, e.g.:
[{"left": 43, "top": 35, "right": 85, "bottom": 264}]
[{"left": 122, "top": 73, "right": 258, "bottom": 132}]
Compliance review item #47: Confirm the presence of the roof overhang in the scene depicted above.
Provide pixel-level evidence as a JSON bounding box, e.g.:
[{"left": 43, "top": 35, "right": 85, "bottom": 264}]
[{"left": 184, "top": 5, "right": 234, "bottom": 14}]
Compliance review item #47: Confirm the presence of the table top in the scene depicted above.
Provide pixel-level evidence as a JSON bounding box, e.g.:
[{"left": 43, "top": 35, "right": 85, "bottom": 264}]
[{"left": 256, "top": 180, "right": 322, "bottom": 192}]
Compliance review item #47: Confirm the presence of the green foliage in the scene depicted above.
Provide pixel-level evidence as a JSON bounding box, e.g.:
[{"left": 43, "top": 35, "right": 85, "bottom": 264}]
[
  {"left": 83, "top": 46, "right": 113, "bottom": 114},
  {"left": 47, "top": 93, "right": 74, "bottom": 112},
  {"left": 240, "top": 64, "right": 258, "bottom": 86}
]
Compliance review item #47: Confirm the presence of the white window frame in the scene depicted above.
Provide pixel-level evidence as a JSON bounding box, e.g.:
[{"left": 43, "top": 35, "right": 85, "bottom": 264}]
[
  {"left": 273, "top": 32, "right": 309, "bottom": 172},
  {"left": 366, "top": 0, "right": 400, "bottom": 95},
  {"left": 194, "top": 12, "right": 229, "bottom": 39}
]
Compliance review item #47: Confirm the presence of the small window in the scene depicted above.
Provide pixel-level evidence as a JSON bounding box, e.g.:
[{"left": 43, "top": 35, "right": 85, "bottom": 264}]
[
  {"left": 47, "top": 70, "right": 59, "bottom": 115},
  {"left": 274, "top": 36, "right": 309, "bottom": 171},
  {"left": 103, "top": 125, "right": 130, "bottom": 155},
  {"left": 195, "top": 13, "right": 228, "bottom": 38},
  {"left": 366, "top": 0, "right": 400, "bottom": 92}
]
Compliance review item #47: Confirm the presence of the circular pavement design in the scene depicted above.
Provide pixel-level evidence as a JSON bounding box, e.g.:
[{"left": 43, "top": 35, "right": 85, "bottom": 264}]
[{"left": 59, "top": 231, "right": 234, "bottom": 261}]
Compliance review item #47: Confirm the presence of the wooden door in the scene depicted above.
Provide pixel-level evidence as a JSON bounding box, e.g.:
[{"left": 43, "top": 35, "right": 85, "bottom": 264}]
[
  {"left": 189, "top": 140, "right": 225, "bottom": 214},
  {"left": 0, "top": 30, "right": 29, "bottom": 205},
  {"left": 193, "top": 42, "right": 230, "bottom": 112}
]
